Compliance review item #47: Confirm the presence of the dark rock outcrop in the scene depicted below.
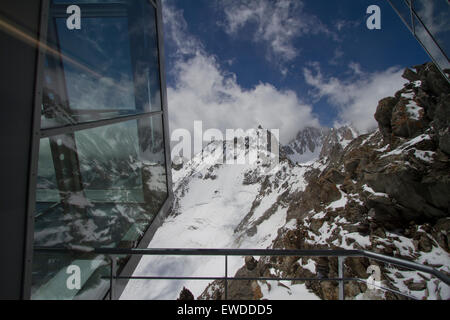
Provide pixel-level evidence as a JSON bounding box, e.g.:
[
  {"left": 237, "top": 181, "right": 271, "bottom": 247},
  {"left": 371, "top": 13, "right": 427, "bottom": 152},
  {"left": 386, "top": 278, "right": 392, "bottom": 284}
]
[
  {"left": 375, "top": 97, "right": 398, "bottom": 144},
  {"left": 178, "top": 287, "right": 195, "bottom": 300}
]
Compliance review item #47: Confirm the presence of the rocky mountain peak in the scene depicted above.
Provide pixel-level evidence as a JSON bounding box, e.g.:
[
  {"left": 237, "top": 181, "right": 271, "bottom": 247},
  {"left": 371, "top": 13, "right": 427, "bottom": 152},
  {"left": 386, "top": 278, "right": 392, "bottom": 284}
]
[
  {"left": 141, "top": 62, "right": 449, "bottom": 301},
  {"left": 198, "top": 62, "right": 450, "bottom": 300},
  {"left": 319, "top": 125, "right": 359, "bottom": 163},
  {"left": 283, "top": 125, "right": 359, "bottom": 165},
  {"left": 282, "top": 126, "right": 326, "bottom": 164},
  {"left": 375, "top": 62, "right": 450, "bottom": 154}
]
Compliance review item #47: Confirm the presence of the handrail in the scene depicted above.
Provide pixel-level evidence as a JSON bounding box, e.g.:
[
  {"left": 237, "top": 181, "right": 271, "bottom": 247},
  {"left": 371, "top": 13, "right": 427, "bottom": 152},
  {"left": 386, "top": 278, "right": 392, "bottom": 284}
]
[
  {"left": 361, "top": 250, "right": 450, "bottom": 285},
  {"left": 34, "top": 246, "right": 450, "bottom": 285},
  {"left": 34, "top": 246, "right": 450, "bottom": 300}
]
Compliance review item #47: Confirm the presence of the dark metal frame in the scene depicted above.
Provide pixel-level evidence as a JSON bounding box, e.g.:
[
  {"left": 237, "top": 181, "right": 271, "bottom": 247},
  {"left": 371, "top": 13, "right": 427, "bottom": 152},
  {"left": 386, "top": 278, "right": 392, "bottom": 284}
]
[
  {"left": 387, "top": 0, "right": 450, "bottom": 83},
  {"left": 20, "top": 0, "right": 173, "bottom": 300},
  {"left": 35, "top": 247, "right": 450, "bottom": 300},
  {"left": 0, "top": 0, "right": 46, "bottom": 300}
]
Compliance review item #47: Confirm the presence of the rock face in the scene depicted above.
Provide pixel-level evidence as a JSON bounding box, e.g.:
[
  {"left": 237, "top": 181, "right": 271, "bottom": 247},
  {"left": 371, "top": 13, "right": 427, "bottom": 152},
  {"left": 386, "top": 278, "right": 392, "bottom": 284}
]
[
  {"left": 282, "top": 127, "right": 328, "bottom": 163},
  {"left": 283, "top": 126, "right": 358, "bottom": 164},
  {"left": 200, "top": 63, "right": 450, "bottom": 300},
  {"left": 320, "top": 126, "right": 359, "bottom": 164}
]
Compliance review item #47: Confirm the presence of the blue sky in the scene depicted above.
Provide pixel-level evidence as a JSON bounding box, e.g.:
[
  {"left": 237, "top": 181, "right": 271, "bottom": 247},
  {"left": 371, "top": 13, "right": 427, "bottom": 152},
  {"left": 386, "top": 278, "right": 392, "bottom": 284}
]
[{"left": 162, "top": 0, "right": 434, "bottom": 144}]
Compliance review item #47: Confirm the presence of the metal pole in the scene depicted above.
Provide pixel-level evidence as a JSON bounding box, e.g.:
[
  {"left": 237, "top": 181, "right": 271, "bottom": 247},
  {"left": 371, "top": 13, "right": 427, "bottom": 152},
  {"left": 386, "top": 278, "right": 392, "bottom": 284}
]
[
  {"left": 34, "top": 247, "right": 450, "bottom": 285},
  {"left": 338, "top": 256, "right": 345, "bottom": 300},
  {"left": 110, "top": 256, "right": 117, "bottom": 300},
  {"left": 409, "top": 0, "right": 415, "bottom": 35},
  {"left": 224, "top": 255, "right": 228, "bottom": 300}
]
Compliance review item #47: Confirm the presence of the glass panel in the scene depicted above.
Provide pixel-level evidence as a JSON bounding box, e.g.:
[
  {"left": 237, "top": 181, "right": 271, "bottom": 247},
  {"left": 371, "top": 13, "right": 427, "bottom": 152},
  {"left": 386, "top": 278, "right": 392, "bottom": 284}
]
[
  {"left": 413, "top": 14, "right": 450, "bottom": 72},
  {"left": 389, "top": 0, "right": 414, "bottom": 30},
  {"left": 413, "top": 0, "right": 450, "bottom": 58},
  {"left": 32, "top": 115, "right": 168, "bottom": 299},
  {"left": 41, "top": 0, "right": 162, "bottom": 129},
  {"left": 31, "top": 252, "right": 110, "bottom": 300}
]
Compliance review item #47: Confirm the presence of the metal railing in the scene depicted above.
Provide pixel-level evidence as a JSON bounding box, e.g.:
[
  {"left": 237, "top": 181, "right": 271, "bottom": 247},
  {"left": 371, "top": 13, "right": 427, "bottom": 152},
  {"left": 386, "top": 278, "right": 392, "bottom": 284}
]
[{"left": 34, "top": 246, "right": 450, "bottom": 300}]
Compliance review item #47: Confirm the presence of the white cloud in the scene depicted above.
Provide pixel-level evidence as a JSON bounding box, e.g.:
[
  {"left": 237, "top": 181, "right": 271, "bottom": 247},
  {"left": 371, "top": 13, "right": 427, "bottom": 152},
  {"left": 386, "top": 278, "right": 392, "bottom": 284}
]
[
  {"left": 162, "top": 1, "right": 320, "bottom": 145},
  {"left": 334, "top": 19, "right": 361, "bottom": 32},
  {"left": 303, "top": 63, "right": 407, "bottom": 133},
  {"left": 218, "top": 0, "right": 336, "bottom": 64},
  {"left": 329, "top": 47, "right": 344, "bottom": 66},
  {"left": 162, "top": 0, "right": 203, "bottom": 58},
  {"left": 169, "top": 54, "right": 319, "bottom": 145}
]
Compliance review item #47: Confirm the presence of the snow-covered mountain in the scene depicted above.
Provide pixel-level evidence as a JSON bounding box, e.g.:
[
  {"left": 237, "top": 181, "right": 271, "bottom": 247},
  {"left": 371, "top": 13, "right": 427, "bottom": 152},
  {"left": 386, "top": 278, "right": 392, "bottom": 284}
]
[
  {"left": 282, "top": 127, "right": 327, "bottom": 163},
  {"left": 121, "top": 62, "right": 450, "bottom": 300},
  {"left": 121, "top": 133, "right": 326, "bottom": 299},
  {"left": 200, "top": 62, "right": 450, "bottom": 301},
  {"left": 283, "top": 126, "right": 358, "bottom": 164}
]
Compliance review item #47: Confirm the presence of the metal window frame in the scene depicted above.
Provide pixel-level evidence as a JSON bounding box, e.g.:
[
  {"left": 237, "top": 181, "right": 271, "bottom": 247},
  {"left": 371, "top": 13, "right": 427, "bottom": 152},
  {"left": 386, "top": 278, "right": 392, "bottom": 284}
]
[
  {"left": 387, "top": 0, "right": 450, "bottom": 83},
  {"left": 22, "top": 0, "right": 173, "bottom": 300},
  {"left": 107, "top": 0, "right": 174, "bottom": 300},
  {"left": 0, "top": 0, "right": 46, "bottom": 300}
]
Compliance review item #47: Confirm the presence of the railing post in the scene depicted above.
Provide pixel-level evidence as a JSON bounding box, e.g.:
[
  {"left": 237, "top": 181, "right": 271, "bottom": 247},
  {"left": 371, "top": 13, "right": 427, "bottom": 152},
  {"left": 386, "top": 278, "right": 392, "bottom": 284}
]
[
  {"left": 110, "top": 256, "right": 117, "bottom": 300},
  {"left": 338, "top": 256, "right": 345, "bottom": 300},
  {"left": 224, "top": 255, "right": 228, "bottom": 300},
  {"left": 409, "top": 0, "right": 415, "bottom": 35}
]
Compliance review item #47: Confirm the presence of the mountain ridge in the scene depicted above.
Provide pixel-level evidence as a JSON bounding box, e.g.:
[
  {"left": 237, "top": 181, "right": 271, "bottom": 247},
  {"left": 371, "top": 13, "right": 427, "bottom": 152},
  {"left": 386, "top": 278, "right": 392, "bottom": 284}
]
[
  {"left": 283, "top": 125, "right": 359, "bottom": 165},
  {"left": 198, "top": 62, "right": 450, "bottom": 300},
  {"left": 121, "top": 62, "right": 450, "bottom": 300}
]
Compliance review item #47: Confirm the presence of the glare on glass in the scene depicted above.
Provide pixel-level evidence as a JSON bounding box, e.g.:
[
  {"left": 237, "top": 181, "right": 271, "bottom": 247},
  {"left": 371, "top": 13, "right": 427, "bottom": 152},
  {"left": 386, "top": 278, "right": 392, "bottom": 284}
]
[
  {"left": 41, "top": 0, "right": 162, "bottom": 130},
  {"left": 32, "top": 0, "right": 168, "bottom": 300}
]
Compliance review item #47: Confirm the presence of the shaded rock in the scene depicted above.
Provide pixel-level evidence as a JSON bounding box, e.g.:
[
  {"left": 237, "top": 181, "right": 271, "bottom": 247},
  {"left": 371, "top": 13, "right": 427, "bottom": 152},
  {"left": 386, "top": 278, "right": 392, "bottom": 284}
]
[
  {"left": 404, "top": 279, "right": 427, "bottom": 292},
  {"left": 323, "top": 168, "right": 345, "bottom": 185},
  {"left": 245, "top": 256, "right": 258, "bottom": 271},
  {"left": 344, "top": 158, "right": 360, "bottom": 177},
  {"left": 317, "top": 281, "right": 338, "bottom": 300},
  {"left": 418, "top": 234, "right": 433, "bottom": 253},
  {"left": 375, "top": 97, "right": 397, "bottom": 143},
  {"left": 199, "top": 266, "right": 265, "bottom": 300},
  {"left": 439, "top": 131, "right": 450, "bottom": 155},
  {"left": 432, "top": 218, "right": 450, "bottom": 251},
  {"left": 391, "top": 99, "right": 425, "bottom": 139},
  {"left": 402, "top": 68, "right": 420, "bottom": 82},
  {"left": 416, "top": 63, "right": 450, "bottom": 97},
  {"left": 178, "top": 287, "right": 195, "bottom": 300}
]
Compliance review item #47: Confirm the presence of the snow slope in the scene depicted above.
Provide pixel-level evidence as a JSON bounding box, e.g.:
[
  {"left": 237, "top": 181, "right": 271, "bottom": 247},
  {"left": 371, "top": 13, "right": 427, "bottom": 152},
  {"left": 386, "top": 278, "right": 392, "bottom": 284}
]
[{"left": 120, "top": 139, "right": 319, "bottom": 300}]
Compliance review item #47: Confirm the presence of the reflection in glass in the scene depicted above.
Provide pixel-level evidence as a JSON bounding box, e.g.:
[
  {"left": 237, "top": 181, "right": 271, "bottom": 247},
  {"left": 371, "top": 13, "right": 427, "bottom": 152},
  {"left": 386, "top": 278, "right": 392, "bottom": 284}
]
[
  {"left": 389, "top": 0, "right": 450, "bottom": 79},
  {"left": 31, "top": 253, "right": 110, "bottom": 300},
  {"left": 413, "top": 15, "right": 450, "bottom": 71},
  {"left": 389, "top": 0, "right": 414, "bottom": 30},
  {"left": 413, "top": 0, "right": 450, "bottom": 59},
  {"left": 41, "top": 0, "right": 162, "bottom": 129},
  {"left": 32, "top": 116, "right": 168, "bottom": 299},
  {"left": 33, "top": 0, "right": 168, "bottom": 301}
]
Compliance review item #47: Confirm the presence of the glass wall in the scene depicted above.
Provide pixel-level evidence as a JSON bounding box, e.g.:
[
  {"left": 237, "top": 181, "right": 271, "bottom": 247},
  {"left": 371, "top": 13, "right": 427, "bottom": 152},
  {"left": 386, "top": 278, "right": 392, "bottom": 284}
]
[
  {"left": 388, "top": 0, "right": 450, "bottom": 81},
  {"left": 32, "top": 0, "right": 169, "bottom": 300},
  {"left": 41, "top": 0, "right": 162, "bottom": 129},
  {"left": 412, "top": 0, "right": 450, "bottom": 72}
]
